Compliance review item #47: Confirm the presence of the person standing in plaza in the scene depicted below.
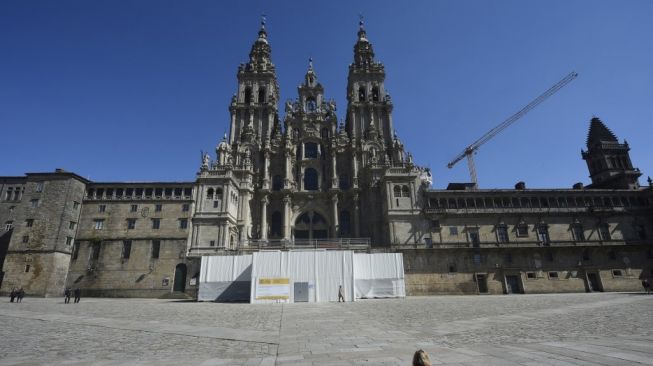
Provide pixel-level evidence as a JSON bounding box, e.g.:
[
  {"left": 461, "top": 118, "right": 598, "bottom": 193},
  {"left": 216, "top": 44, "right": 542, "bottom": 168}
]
[
  {"left": 9, "top": 287, "right": 16, "bottom": 302},
  {"left": 74, "top": 287, "right": 81, "bottom": 303},
  {"left": 642, "top": 278, "right": 651, "bottom": 294},
  {"left": 16, "top": 287, "right": 24, "bottom": 302},
  {"left": 338, "top": 285, "right": 345, "bottom": 302},
  {"left": 64, "top": 287, "right": 71, "bottom": 304}
]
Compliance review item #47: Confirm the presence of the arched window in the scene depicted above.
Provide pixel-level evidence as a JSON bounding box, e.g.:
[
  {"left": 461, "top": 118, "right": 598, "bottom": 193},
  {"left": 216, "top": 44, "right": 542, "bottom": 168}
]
[
  {"left": 304, "top": 168, "right": 318, "bottom": 191},
  {"left": 401, "top": 185, "right": 410, "bottom": 197},
  {"left": 304, "top": 142, "right": 318, "bottom": 159},
  {"left": 321, "top": 128, "right": 329, "bottom": 139},
  {"left": 339, "top": 210, "right": 351, "bottom": 236},
  {"left": 206, "top": 188, "right": 214, "bottom": 199},
  {"left": 372, "top": 86, "right": 379, "bottom": 102},
  {"left": 270, "top": 211, "right": 282, "bottom": 238},
  {"left": 244, "top": 87, "right": 252, "bottom": 104},
  {"left": 258, "top": 87, "right": 266, "bottom": 104},
  {"left": 306, "top": 97, "right": 316, "bottom": 112},
  {"left": 358, "top": 86, "right": 366, "bottom": 101},
  {"left": 393, "top": 186, "right": 401, "bottom": 197},
  {"left": 215, "top": 188, "right": 223, "bottom": 198}
]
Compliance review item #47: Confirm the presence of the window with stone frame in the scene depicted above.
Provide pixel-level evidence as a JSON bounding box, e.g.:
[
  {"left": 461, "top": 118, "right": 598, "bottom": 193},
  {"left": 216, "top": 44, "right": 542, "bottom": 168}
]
[
  {"left": 182, "top": 203, "right": 190, "bottom": 212},
  {"left": 71, "top": 242, "right": 80, "bottom": 260},
  {"left": 98, "top": 204, "right": 106, "bottom": 213},
  {"left": 93, "top": 219, "right": 104, "bottom": 230},
  {"left": 151, "top": 240, "right": 160, "bottom": 259},
  {"left": 155, "top": 204, "right": 162, "bottom": 212},
  {"left": 122, "top": 240, "right": 131, "bottom": 259},
  {"left": 127, "top": 219, "right": 136, "bottom": 230},
  {"left": 25, "top": 219, "right": 34, "bottom": 228},
  {"left": 151, "top": 218, "right": 161, "bottom": 230},
  {"left": 393, "top": 186, "right": 401, "bottom": 197},
  {"left": 496, "top": 224, "right": 509, "bottom": 243},
  {"left": 272, "top": 175, "right": 283, "bottom": 191},
  {"left": 401, "top": 185, "right": 410, "bottom": 198},
  {"left": 130, "top": 204, "right": 138, "bottom": 212},
  {"left": 516, "top": 221, "right": 529, "bottom": 237},
  {"left": 571, "top": 222, "right": 585, "bottom": 241},
  {"left": 537, "top": 224, "right": 550, "bottom": 245},
  {"left": 5, "top": 220, "right": 13, "bottom": 231},
  {"left": 179, "top": 218, "right": 188, "bottom": 229},
  {"left": 599, "top": 222, "right": 612, "bottom": 240},
  {"left": 304, "top": 142, "right": 318, "bottom": 159},
  {"left": 304, "top": 168, "right": 318, "bottom": 191},
  {"left": 468, "top": 229, "right": 480, "bottom": 248}
]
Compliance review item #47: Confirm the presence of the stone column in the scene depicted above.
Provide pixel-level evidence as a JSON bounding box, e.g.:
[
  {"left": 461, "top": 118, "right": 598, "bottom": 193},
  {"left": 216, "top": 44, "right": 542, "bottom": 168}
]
[
  {"left": 353, "top": 194, "right": 360, "bottom": 237},
  {"left": 284, "top": 151, "right": 292, "bottom": 189},
  {"left": 331, "top": 194, "right": 339, "bottom": 237},
  {"left": 283, "top": 195, "right": 291, "bottom": 240},
  {"left": 262, "top": 151, "right": 270, "bottom": 189},
  {"left": 352, "top": 151, "right": 359, "bottom": 188},
  {"left": 260, "top": 196, "right": 269, "bottom": 240},
  {"left": 241, "top": 190, "right": 252, "bottom": 243},
  {"left": 229, "top": 113, "right": 236, "bottom": 143},
  {"left": 331, "top": 153, "right": 338, "bottom": 188}
]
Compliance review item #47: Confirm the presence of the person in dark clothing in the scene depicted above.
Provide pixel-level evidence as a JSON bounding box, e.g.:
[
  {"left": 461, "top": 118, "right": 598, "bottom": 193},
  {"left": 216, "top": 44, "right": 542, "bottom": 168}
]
[
  {"left": 642, "top": 279, "right": 651, "bottom": 294},
  {"left": 16, "top": 288, "right": 24, "bottom": 303},
  {"left": 338, "top": 285, "right": 345, "bottom": 302},
  {"left": 9, "top": 288, "right": 16, "bottom": 303},
  {"left": 74, "top": 288, "right": 81, "bottom": 303},
  {"left": 64, "top": 288, "right": 71, "bottom": 304}
]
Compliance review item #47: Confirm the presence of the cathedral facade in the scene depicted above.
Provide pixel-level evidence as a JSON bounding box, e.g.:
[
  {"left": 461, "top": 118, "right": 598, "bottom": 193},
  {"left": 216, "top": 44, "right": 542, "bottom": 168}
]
[{"left": 1, "top": 22, "right": 651, "bottom": 298}]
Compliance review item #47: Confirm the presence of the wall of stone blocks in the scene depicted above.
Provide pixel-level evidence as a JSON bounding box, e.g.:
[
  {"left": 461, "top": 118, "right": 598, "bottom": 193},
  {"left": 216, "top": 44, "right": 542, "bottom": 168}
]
[
  {"left": 401, "top": 245, "right": 650, "bottom": 295},
  {"left": 66, "top": 238, "right": 199, "bottom": 298}
]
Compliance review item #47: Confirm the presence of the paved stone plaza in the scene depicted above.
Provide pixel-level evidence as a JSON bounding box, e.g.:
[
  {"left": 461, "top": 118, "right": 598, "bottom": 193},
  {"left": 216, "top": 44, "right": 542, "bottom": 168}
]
[{"left": 0, "top": 292, "right": 652, "bottom": 365}]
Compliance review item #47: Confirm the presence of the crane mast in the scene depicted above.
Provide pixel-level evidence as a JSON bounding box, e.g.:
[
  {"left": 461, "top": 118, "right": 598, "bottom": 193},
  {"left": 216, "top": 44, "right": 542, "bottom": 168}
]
[{"left": 447, "top": 71, "right": 578, "bottom": 187}]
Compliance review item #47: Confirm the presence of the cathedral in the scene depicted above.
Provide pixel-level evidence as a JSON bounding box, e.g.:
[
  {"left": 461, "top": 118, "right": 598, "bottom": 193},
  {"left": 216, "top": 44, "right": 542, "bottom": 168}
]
[{"left": 1, "top": 20, "right": 651, "bottom": 298}]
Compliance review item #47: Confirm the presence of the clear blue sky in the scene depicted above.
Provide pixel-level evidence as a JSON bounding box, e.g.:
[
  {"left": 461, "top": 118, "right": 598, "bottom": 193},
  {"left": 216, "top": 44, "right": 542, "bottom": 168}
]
[{"left": 1, "top": 0, "right": 652, "bottom": 188}]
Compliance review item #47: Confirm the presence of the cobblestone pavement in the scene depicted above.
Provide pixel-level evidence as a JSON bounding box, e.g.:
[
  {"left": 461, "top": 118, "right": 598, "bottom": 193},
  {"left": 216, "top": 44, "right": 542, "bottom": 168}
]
[{"left": 1, "top": 292, "right": 652, "bottom": 365}]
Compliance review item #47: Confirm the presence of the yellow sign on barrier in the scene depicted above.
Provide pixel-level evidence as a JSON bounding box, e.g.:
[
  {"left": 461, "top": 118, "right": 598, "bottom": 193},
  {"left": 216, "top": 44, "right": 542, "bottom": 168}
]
[{"left": 256, "top": 277, "right": 290, "bottom": 300}]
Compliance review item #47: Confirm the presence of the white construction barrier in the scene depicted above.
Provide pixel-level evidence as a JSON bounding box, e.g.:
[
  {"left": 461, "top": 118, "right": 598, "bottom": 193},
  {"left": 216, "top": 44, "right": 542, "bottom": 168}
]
[
  {"left": 353, "top": 252, "right": 405, "bottom": 298},
  {"left": 198, "top": 251, "right": 405, "bottom": 303},
  {"left": 198, "top": 255, "right": 252, "bottom": 302},
  {"left": 250, "top": 250, "right": 354, "bottom": 304}
]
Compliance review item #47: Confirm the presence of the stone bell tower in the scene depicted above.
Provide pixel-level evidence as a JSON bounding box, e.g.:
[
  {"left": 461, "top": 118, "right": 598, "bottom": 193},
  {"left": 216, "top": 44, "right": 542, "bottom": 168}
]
[{"left": 582, "top": 117, "right": 641, "bottom": 189}]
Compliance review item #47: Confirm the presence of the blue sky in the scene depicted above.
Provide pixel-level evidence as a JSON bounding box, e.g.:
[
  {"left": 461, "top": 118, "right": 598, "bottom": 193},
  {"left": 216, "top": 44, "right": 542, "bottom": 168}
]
[{"left": 1, "top": 1, "right": 652, "bottom": 188}]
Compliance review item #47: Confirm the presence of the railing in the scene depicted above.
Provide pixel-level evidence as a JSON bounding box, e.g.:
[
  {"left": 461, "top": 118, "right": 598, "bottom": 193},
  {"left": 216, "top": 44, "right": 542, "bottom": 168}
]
[
  {"left": 423, "top": 206, "right": 637, "bottom": 215},
  {"left": 189, "top": 238, "right": 371, "bottom": 254},
  {"left": 392, "top": 239, "right": 649, "bottom": 250}
]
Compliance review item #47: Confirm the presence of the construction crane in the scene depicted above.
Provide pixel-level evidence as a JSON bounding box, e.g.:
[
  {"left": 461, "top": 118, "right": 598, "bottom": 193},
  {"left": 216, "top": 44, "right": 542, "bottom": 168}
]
[{"left": 446, "top": 71, "right": 578, "bottom": 187}]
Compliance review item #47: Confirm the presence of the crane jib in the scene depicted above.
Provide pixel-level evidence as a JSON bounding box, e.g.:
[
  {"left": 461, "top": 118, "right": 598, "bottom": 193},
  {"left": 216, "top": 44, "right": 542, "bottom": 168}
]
[{"left": 446, "top": 71, "right": 578, "bottom": 186}]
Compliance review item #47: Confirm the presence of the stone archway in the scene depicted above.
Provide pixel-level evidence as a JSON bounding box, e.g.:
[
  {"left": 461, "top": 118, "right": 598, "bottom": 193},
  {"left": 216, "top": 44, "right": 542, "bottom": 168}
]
[{"left": 294, "top": 211, "right": 329, "bottom": 240}]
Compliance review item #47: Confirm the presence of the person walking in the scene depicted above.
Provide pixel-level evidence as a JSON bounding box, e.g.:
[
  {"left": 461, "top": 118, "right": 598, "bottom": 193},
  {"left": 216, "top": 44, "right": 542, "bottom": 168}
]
[
  {"left": 74, "top": 288, "right": 81, "bottom": 303},
  {"left": 338, "top": 285, "right": 345, "bottom": 302},
  {"left": 9, "top": 288, "right": 16, "bottom": 303},
  {"left": 16, "top": 288, "right": 24, "bottom": 303},
  {"left": 64, "top": 287, "right": 71, "bottom": 304},
  {"left": 642, "top": 279, "right": 651, "bottom": 294}
]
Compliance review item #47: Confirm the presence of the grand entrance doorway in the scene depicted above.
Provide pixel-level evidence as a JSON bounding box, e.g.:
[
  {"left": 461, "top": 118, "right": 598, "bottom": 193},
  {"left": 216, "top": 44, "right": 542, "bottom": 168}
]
[
  {"left": 294, "top": 211, "right": 329, "bottom": 240},
  {"left": 586, "top": 272, "right": 603, "bottom": 292}
]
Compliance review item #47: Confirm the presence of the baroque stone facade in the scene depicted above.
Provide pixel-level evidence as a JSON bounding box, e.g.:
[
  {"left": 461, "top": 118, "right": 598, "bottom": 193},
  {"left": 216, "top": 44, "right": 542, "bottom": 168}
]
[{"left": 1, "top": 21, "right": 651, "bottom": 297}]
